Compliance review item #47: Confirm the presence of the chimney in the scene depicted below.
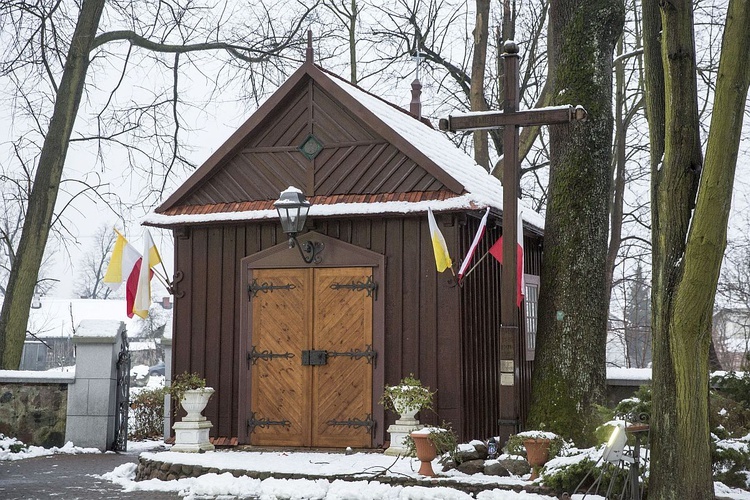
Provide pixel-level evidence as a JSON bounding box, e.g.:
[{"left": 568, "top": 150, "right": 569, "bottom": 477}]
[
  {"left": 306, "top": 30, "right": 313, "bottom": 64},
  {"left": 410, "top": 78, "right": 422, "bottom": 120}
]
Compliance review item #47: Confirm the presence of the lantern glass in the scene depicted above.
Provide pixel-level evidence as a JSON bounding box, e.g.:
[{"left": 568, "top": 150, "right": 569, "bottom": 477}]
[{"left": 274, "top": 188, "right": 311, "bottom": 236}]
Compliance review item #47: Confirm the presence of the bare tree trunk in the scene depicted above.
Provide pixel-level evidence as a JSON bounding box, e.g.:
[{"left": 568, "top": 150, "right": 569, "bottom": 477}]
[
  {"left": 527, "top": 0, "right": 624, "bottom": 446},
  {"left": 604, "top": 35, "right": 627, "bottom": 300},
  {"left": 647, "top": 0, "right": 750, "bottom": 497},
  {"left": 0, "top": 0, "right": 105, "bottom": 368},
  {"left": 470, "top": 0, "right": 490, "bottom": 168},
  {"left": 641, "top": 0, "right": 665, "bottom": 170}
]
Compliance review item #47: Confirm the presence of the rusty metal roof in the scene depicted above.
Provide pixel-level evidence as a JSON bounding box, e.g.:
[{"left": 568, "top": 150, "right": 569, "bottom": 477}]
[{"left": 160, "top": 190, "right": 460, "bottom": 217}]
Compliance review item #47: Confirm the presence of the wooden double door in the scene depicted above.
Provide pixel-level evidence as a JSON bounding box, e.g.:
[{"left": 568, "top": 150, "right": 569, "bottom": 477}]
[{"left": 248, "top": 267, "right": 375, "bottom": 448}]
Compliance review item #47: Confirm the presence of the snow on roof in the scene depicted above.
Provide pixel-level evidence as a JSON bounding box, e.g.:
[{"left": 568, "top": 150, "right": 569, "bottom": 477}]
[
  {"left": 142, "top": 68, "right": 545, "bottom": 232},
  {"left": 130, "top": 340, "right": 157, "bottom": 351},
  {"left": 23, "top": 298, "right": 169, "bottom": 339},
  {"left": 606, "top": 367, "right": 652, "bottom": 386},
  {"left": 23, "top": 298, "right": 135, "bottom": 339},
  {"left": 144, "top": 195, "right": 544, "bottom": 231},
  {"left": 327, "top": 76, "right": 544, "bottom": 231}
]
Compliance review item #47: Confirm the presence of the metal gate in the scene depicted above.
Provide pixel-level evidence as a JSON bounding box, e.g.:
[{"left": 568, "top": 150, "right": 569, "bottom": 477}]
[{"left": 112, "top": 329, "right": 131, "bottom": 451}]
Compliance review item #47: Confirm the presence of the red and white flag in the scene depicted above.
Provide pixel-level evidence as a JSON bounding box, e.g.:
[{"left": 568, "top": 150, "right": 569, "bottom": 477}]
[
  {"left": 103, "top": 229, "right": 143, "bottom": 318},
  {"left": 489, "top": 209, "right": 525, "bottom": 306},
  {"left": 457, "top": 207, "right": 490, "bottom": 282}
]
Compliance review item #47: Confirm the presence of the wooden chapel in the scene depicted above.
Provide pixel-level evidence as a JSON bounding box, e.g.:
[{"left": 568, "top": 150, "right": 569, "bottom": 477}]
[{"left": 144, "top": 43, "right": 545, "bottom": 448}]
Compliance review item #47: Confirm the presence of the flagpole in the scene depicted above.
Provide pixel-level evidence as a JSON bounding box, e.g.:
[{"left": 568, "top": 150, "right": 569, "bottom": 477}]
[
  {"left": 460, "top": 250, "right": 491, "bottom": 281},
  {"left": 158, "top": 260, "right": 173, "bottom": 292},
  {"left": 151, "top": 268, "right": 171, "bottom": 290}
]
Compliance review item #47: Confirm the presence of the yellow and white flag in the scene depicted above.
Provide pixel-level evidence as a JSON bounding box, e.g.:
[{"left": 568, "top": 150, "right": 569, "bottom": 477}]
[
  {"left": 103, "top": 230, "right": 141, "bottom": 292},
  {"left": 427, "top": 207, "right": 452, "bottom": 272},
  {"left": 133, "top": 230, "right": 163, "bottom": 319}
]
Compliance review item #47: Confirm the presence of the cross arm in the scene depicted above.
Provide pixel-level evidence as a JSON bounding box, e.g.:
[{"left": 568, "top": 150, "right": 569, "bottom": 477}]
[{"left": 439, "top": 105, "right": 587, "bottom": 132}]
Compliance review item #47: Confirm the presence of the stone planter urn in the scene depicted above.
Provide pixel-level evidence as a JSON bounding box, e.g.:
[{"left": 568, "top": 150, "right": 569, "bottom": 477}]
[
  {"left": 172, "top": 387, "right": 215, "bottom": 452},
  {"left": 382, "top": 377, "right": 434, "bottom": 456},
  {"left": 391, "top": 394, "right": 421, "bottom": 424},
  {"left": 410, "top": 431, "right": 437, "bottom": 477},
  {"left": 523, "top": 437, "right": 551, "bottom": 480},
  {"left": 180, "top": 388, "right": 214, "bottom": 421}
]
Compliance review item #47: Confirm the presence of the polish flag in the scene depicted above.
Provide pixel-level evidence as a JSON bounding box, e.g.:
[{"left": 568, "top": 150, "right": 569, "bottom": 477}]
[
  {"left": 457, "top": 207, "right": 490, "bottom": 282},
  {"left": 103, "top": 230, "right": 143, "bottom": 318},
  {"left": 488, "top": 209, "right": 525, "bottom": 306},
  {"left": 133, "top": 230, "right": 163, "bottom": 319}
]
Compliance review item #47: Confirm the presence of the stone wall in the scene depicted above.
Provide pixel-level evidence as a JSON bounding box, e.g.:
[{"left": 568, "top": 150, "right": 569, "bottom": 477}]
[
  {"left": 0, "top": 382, "right": 69, "bottom": 447},
  {"left": 0, "top": 321, "right": 128, "bottom": 451},
  {"left": 135, "top": 457, "right": 556, "bottom": 497}
]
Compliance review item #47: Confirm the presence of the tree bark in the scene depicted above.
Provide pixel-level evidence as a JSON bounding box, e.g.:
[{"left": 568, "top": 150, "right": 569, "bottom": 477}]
[
  {"left": 604, "top": 35, "right": 626, "bottom": 301},
  {"left": 647, "top": 0, "right": 750, "bottom": 497},
  {"left": 0, "top": 0, "right": 105, "bottom": 368},
  {"left": 641, "top": 0, "right": 665, "bottom": 170},
  {"left": 527, "top": 0, "right": 624, "bottom": 446},
  {"left": 470, "top": 0, "right": 491, "bottom": 168}
]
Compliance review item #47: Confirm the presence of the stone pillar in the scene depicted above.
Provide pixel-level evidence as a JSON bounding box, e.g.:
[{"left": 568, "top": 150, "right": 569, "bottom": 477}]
[
  {"left": 65, "top": 320, "right": 125, "bottom": 451},
  {"left": 171, "top": 388, "right": 215, "bottom": 453},
  {"left": 384, "top": 417, "right": 424, "bottom": 456},
  {"left": 161, "top": 336, "right": 172, "bottom": 439}
]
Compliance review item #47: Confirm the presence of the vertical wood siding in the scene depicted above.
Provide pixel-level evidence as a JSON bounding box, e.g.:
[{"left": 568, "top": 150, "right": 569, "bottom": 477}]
[
  {"left": 457, "top": 215, "right": 542, "bottom": 442},
  {"left": 458, "top": 215, "right": 502, "bottom": 441}
]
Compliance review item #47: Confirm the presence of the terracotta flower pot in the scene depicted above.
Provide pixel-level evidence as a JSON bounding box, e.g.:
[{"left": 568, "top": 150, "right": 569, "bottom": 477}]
[
  {"left": 523, "top": 437, "right": 551, "bottom": 480},
  {"left": 410, "top": 431, "right": 437, "bottom": 476}
]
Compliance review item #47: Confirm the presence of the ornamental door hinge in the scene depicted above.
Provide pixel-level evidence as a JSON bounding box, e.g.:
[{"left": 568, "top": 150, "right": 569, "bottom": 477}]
[
  {"left": 301, "top": 345, "right": 377, "bottom": 367},
  {"left": 247, "top": 346, "right": 294, "bottom": 368},
  {"left": 330, "top": 275, "right": 378, "bottom": 299},
  {"left": 328, "top": 344, "right": 377, "bottom": 365},
  {"left": 248, "top": 278, "right": 296, "bottom": 299},
  {"left": 248, "top": 412, "right": 291, "bottom": 434},
  {"left": 326, "top": 413, "right": 376, "bottom": 437}
]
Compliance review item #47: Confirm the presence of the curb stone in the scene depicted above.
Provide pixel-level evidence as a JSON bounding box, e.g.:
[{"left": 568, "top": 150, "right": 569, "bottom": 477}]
[{"left": 136, "top": 457, "right": 560, "bottom": 497}]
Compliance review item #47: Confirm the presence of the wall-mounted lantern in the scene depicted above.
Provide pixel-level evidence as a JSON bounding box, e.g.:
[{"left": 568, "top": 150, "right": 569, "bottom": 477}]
[{"left": 274, "top": 187, "right": 324, "bottom": 264}]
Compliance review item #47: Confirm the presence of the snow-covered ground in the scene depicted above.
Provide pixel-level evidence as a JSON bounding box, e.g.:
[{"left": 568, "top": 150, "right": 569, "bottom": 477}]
[
  {"left": 106, "top": 448, "right": 599, "bottom": 499},
  {"left": 3, "top": 434, "right": 750, "bottom": 499},
  {"left": 3, "top": 369, "right": 750, "bottom": 498}
]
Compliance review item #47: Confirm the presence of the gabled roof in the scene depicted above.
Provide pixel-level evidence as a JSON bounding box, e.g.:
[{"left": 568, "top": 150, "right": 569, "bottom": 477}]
[{"left": 142, "top": 60, "right": 544, "bottom": 232}]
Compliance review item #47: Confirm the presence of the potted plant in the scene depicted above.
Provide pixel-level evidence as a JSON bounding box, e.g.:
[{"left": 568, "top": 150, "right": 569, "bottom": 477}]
[
  {"left": 505, "top": 430, "right": 565, "bottom": 480},
  {"left": 169, "top": 372, "right": 213, "bottom": 421},
  {"left": 169, "top": 372, "right": 215, "bottom": 452},
  {"left": 380, "top": 374, "right": 435, "bottom": 423},
  {"left": 404, "top": 424, "right": 458, "bottom": 477}
]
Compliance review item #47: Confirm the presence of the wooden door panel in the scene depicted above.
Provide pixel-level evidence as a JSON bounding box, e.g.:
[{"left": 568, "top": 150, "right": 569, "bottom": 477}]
[
  {"left": 250, "top": 268, "right": 312, "bottom": 446},
  {"left": 248, "top": 266, "right": 374, "bottom": 448},
  {"left": 311, "top": 267, "right": 373, "bottom": 447}
]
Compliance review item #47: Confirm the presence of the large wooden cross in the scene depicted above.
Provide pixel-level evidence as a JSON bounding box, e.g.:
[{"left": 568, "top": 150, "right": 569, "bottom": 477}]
[{"left": 439, "top": 40, "right": 586, "bottom": 437}]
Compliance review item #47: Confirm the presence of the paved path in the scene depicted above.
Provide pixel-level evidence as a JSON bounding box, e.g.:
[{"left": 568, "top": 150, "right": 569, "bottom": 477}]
[{"left": 0, "top": 452, "right": 179, "bottom": 500}]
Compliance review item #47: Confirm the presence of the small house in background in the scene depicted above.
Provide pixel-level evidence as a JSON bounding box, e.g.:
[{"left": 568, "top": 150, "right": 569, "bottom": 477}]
[
  {"left": 144, "top": 45, "right": 545, "bottom": 447},
  {"left": 17, "top": 298, "right": 168, "bottom": 371},
  {"left": 713, "top": 308, "right": 750, "bottom": 371}
]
